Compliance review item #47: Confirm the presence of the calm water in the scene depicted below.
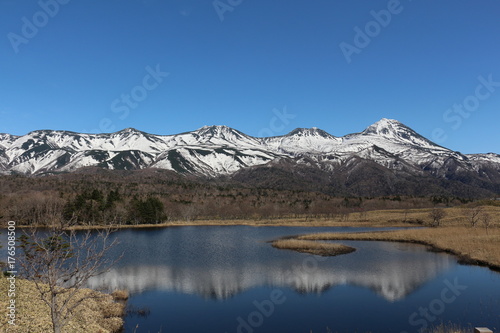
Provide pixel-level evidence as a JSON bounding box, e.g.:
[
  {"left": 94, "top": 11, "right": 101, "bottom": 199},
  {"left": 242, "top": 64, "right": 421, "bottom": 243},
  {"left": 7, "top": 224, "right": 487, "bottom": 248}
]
[{"left": 83, "top": 226, "right": 500, "bottom": 332}]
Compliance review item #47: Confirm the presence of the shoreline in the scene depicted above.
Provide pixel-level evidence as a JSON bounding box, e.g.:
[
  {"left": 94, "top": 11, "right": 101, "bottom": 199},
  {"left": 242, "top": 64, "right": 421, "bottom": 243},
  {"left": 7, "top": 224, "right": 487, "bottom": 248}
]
[
  {"left": 5, "top": 218, "right": 411, "bottom": 231},
  {"left": 5, "top": 206, "right": 499, "bottom": 272},
  {"left": 291, "top": 227, "right": 500, "bottom": 272},
  {"left": 8, "top": 206, "right": 498, "bottom": 231}
]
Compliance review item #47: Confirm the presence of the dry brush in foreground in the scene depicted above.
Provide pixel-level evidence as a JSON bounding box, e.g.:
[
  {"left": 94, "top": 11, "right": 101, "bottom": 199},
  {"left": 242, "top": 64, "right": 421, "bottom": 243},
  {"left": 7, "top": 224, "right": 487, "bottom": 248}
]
[{"left": 0, "top": 278, "right": 125, "bottom": 333}]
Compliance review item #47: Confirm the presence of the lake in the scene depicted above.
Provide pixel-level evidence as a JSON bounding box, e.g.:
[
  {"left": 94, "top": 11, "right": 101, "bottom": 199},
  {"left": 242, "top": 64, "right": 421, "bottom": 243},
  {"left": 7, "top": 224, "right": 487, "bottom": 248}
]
[{"left": 84, "top": 226, "right": 500, "bottom": 333}]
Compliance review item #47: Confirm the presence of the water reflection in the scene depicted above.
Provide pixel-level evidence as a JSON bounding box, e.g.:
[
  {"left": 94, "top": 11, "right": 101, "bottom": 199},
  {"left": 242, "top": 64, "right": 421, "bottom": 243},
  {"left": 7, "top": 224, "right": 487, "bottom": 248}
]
[{"left": 86, "top": 226, "right": 454, "bottom": 302}]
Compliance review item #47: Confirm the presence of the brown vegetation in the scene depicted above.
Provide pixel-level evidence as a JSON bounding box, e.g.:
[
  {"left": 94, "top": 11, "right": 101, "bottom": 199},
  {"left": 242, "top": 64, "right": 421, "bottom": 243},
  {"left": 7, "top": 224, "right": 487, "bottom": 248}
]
[
  {"left": 293, "top": 206, "right": 500, "bottom": 269},
  {"left": 110, "top": 289, "right": 129, "bottom": 301},
  {"left": 313, "top": 323, "right": 473, "bottom": 333},
  {"left": 17, "top": 227, "right": 120, "bottom": 333},
  {"left": 0, "top": 278, "right": 125, "bottom": 333},
  {"left": 429, "top": 207, "right": 447, "bottom": 227},
  {"left": 0, "top": 172, "right": 474, "bottom": 227},
  {"left": 424, "top": 323, "right": 473, "bottom": 333},
  {"left": 271, "top": 239, "right": 355, "bottom": 256}
]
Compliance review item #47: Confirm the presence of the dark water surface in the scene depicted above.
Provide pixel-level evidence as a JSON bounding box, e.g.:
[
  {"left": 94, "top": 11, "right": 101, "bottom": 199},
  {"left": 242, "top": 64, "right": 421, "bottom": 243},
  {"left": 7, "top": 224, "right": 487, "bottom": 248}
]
[{"left": 83, "top": 226, "right": 500, "bottom": 333}]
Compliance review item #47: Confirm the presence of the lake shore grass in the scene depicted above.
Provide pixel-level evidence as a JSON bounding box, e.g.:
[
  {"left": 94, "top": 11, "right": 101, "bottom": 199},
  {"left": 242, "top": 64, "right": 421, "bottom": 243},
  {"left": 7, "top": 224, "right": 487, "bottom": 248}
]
[
  {"left": 0, "top": 278, "right": 126, "bottom": 333},
  {"left": 43, "top": 206, "right": 449, "bottom": 230},
  {"left": 60, "top": 217, "right": 409, "bottom": 230},
  {"left": 47, "top": 205, "right": 496, "bottom": 230},
  {"left": 266, "top": 205, "right": 500, "bottom": 271},
  {"left": 315, "top": 323, "right": 475, "bottom": 333},
  {"left": 296, "top": 225, "right": 500, "bottom": 270},
  {"left": 10, "top": 205, "right": 499, "bottom": 270},
  {"left": 271, "top": 239, "right": 356, "bottom": 256},
  {"left": 7, "top": 205, "right": 497, "bottom": 231}
]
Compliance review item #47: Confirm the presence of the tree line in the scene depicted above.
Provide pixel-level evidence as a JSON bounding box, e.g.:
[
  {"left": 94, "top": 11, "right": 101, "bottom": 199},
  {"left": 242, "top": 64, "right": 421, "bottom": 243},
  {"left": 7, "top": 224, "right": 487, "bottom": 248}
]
[{"left": 0, "top": 171, "right": 473, "bottom": 226}]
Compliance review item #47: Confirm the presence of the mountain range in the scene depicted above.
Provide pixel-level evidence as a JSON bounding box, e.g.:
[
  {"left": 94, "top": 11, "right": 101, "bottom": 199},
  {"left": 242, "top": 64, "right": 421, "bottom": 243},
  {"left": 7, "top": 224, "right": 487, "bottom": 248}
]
[{"left": 1, "top": 118, "right": 499, "bottom": 197}]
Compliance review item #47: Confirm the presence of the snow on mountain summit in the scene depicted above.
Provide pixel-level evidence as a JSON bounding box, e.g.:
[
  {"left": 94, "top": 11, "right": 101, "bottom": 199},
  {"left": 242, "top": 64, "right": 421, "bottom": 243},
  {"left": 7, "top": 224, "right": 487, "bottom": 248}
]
[
  {"left": 286, "top": 127, "right": 336, "bottom": 139},
  {"left": 194, "top": 125, "right": 246, "bottom": 139},
  {"left": 356, "top": 118, "right": 446, "bottom": 151},
  {"left": 190, "top": 125, "right": 261, "bottom": 148},
  {"left": 362, "top": 118, "right": 406, "bottom": 135},
  {"left": 0, "top": 118, "right": 497, "bottom": 177},
  {"left": 262, "top": 127, "right": 341, "bottom": 154},
  {"left": 117, "top": 127, "right": 143, "bottom": 134}
]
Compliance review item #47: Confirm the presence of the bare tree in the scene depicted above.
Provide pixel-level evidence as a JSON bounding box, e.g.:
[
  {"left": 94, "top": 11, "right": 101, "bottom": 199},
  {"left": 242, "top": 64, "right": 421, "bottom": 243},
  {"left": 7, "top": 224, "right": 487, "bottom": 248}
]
[
  {"left": 429, "top": 207, "right": 446, "bottom": 227},
  {"left": 19, "top": 227, "right": 121, "bottom": 333},
  {"left": 181, "top": 204, "right": 198, "bottom": 222},
  {"left": 463, "top": 206, "right": 483, "bottom": 227},
  {"left": 403, "top": 208, "right": 411, "bottom": 223},
  {"left": 358, "top": 208, "right": 368, "bottom": 221},
  {"left": 481, "top": 212, "right": 492, "bottom": 234}
]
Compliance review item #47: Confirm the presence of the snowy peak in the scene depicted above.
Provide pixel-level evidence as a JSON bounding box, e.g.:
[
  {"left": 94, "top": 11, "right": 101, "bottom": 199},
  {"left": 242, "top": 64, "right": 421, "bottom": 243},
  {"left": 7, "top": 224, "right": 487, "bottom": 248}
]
[
  {"left": 116, "top": 127, "right": 143, "bottom": 135},
  {"left": 362, "top": 118, "right": 408, "bottom": 136},
  {"left": 190, "top": 125, "right": 259, "bottom": 147},
  {"left": 262, "top": 127, "right": 341, "bottom": 155},
  {"left": 195, "top": 125, "right": 241, "bottom": 137},
  {"left": 0, "top": 133, "right": 19, "bottom": 149},
  {"left": 286, "top": 127, "right": 336, "bottom": 139},
  {"left": 1, "top": 118, "right": 499, "bottom": 189},
  {"left": 360, "top": 118, "right": 443, "bottom": 150},
  {"left": 111, "top": 127, "right": 153, "bottom": 142}
]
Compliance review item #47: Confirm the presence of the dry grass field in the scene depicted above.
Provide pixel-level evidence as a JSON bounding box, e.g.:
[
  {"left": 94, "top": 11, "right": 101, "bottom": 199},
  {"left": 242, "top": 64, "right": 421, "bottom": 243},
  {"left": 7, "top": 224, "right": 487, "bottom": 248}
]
[
  {"left": 61, "top": 203, "right": 499, "bottom": 230},
  {"left": 0, "top": 278, "right": 125, "bottom": 333},
  {"left": 298, "top": 226, "right": 500, "bottom": 268},
  {"left": 286, "top": 206, "right": 500, "bottom": 270}
]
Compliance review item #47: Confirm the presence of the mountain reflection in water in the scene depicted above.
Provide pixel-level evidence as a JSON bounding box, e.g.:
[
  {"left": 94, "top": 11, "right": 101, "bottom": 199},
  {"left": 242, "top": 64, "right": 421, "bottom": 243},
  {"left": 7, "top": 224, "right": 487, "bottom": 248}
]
[{"left": 86, "top": 227, "right": 454, "bottom": 302}]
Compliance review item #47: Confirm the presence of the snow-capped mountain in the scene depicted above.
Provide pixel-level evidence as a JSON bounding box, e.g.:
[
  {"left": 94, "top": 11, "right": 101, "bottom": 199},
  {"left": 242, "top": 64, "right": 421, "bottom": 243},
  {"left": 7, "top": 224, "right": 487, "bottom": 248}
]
[{"left": 1, "top": 119, "right": 499, "bottom": 196}]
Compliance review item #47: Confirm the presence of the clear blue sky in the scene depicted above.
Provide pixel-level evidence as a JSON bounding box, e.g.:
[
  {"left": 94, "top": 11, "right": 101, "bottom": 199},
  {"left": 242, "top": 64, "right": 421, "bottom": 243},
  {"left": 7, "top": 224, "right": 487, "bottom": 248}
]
[{"left": 1, "top": 0, "right": 499, "bottom": 154}]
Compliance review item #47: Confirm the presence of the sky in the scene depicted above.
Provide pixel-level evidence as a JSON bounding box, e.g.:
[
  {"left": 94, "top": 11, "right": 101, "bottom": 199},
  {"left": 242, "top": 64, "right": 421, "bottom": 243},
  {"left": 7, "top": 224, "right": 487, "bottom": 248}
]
[{"left": 1, "top": 0, "right": 499, "bottom": 154}]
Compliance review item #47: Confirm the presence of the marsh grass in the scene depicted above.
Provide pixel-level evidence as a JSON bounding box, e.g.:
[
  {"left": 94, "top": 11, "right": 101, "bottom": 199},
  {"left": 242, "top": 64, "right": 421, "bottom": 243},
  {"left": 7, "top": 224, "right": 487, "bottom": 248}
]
[
  {"left": 424, "top": 322, "right": 474, "bottom": 333},
  {"left": 296, "top": 226, "right": 500, "bottom": 269},
  {"left": 111, "top": 289, "right": 129, "bottom": 301},
  {"left": 293, "top": 205, "right": 500, "bottom": 270},
  {"left": 311, "top": 323, "right": 474, "bottom": 333},
  {"left": 272, "top": 239, "right": 356, "bottom": 256},
  {"left": 265, "top": 205, "right": 500, "bottom": 268}
]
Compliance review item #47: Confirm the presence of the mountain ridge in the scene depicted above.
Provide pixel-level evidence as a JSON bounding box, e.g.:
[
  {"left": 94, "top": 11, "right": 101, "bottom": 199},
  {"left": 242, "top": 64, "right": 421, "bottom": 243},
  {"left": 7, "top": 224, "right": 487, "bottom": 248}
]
[{"left": 1, "top": 119, "right": 499, "bottom": 197}]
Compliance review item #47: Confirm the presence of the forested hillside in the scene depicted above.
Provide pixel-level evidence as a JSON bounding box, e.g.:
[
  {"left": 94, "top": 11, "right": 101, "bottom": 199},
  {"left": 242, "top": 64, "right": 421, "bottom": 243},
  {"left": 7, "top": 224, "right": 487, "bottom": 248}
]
[{"left": 0, "top": 168, "right": 472, "bottom": 226}]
